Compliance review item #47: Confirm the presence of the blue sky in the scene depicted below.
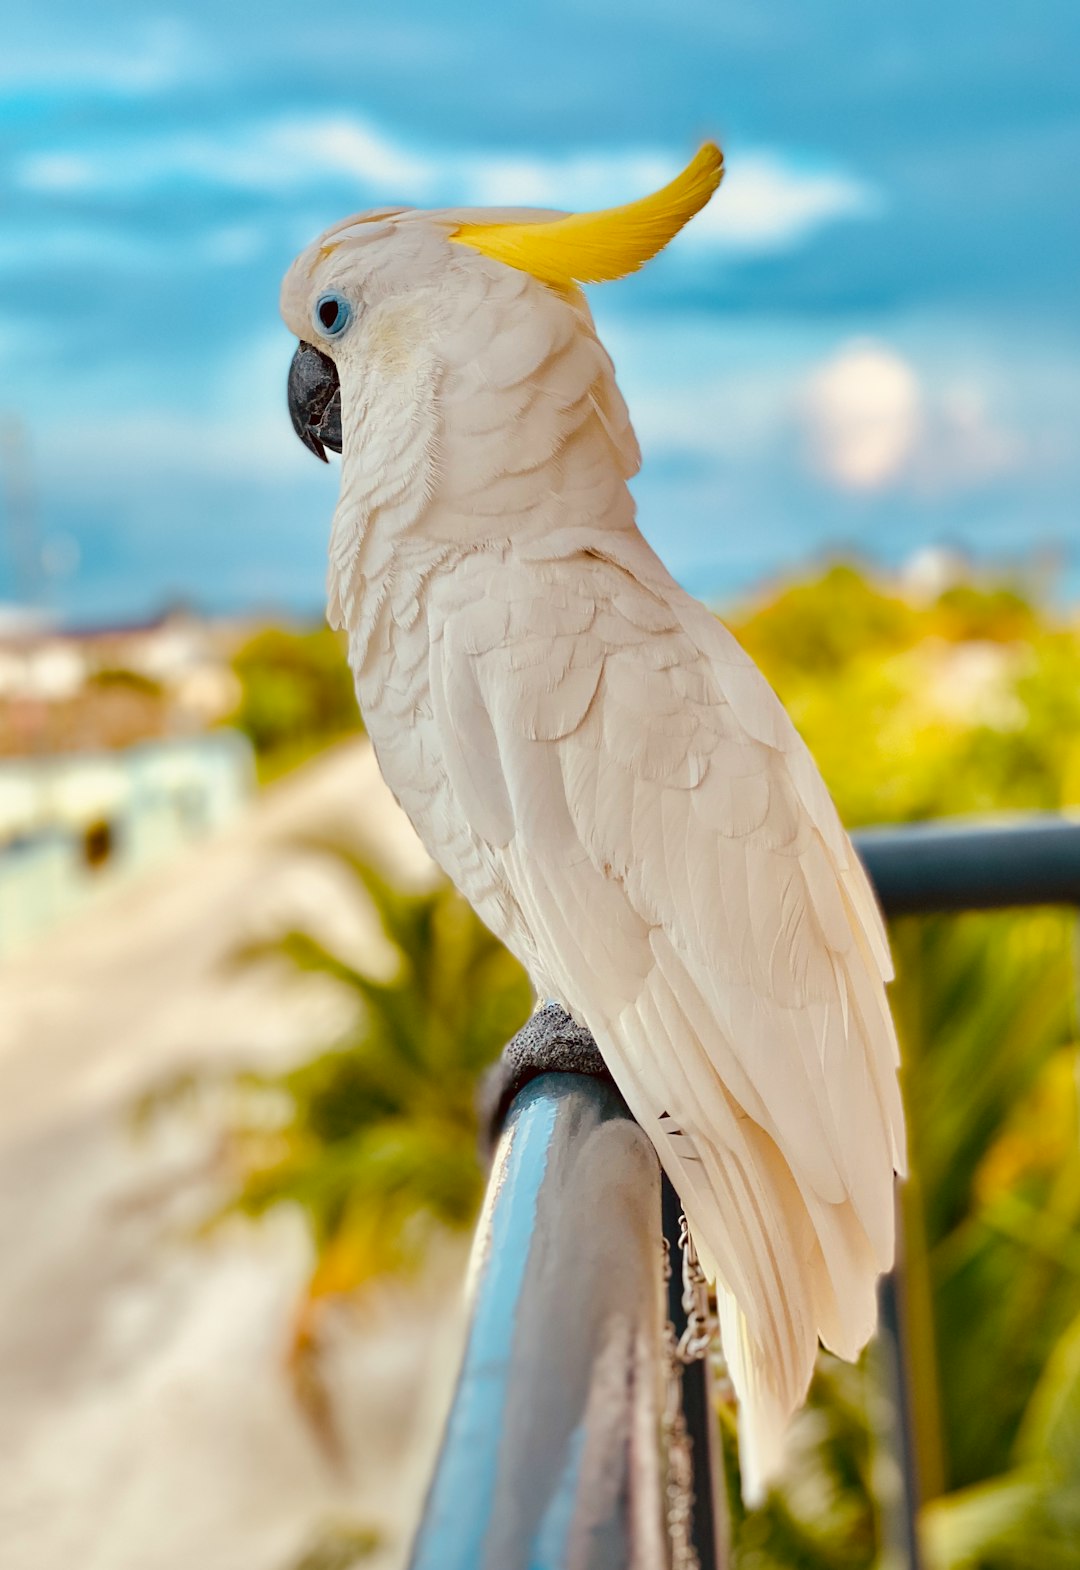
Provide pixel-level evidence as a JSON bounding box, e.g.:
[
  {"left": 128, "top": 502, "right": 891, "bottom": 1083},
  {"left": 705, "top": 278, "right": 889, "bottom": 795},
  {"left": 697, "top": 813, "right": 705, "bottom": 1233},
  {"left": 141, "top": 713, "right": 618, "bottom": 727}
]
[{"left": 1, "top": 1, "right": 1078, "bottom": 623}]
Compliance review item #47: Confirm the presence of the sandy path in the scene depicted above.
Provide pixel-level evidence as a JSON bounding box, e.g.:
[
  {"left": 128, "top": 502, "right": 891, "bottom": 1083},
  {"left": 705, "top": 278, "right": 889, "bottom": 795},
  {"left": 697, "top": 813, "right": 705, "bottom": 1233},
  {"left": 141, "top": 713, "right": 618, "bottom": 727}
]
[{"left": 0, "top": 741, "right": 466, "bottom": 1570}]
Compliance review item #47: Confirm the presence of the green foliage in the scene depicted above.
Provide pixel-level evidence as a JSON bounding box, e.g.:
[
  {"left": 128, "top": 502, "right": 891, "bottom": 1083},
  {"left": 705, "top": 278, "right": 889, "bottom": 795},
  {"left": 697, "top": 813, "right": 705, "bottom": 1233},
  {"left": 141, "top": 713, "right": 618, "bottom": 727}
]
[
  {"left": 87, "top": 665, "right": 165, "bottom": 696},
  {"left": 227, "top": 625, "right": 362, "bottom": 778},
  {"left": 284, "top": 1522, "right": 380, "bottom": 1570},
  {"left": 221, "top": 842, "right": 532, "bottom": 1315},
  {"left": 897, "top": 916, "right": 1080, "bottom": 1493},
  {"left": 730, "top": 1357, "right": 880, "bottom": 1570},
  {"left": 727, "top": 563, "right": 1080, "bottom": 1567},
  {"left": 207, "top": 561, "right": 1080, "bottom": 1567},
  {"left": 731, "top": 564, "right": 1080, "bottom": 827}
]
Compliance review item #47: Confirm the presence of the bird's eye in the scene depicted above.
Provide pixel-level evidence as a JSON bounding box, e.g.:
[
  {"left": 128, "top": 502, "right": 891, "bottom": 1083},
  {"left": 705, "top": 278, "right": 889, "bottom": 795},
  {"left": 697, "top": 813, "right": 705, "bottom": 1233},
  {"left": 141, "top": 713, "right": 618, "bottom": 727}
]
[{"left": 313, "top": 292, "right": 351, "bottom": 338}]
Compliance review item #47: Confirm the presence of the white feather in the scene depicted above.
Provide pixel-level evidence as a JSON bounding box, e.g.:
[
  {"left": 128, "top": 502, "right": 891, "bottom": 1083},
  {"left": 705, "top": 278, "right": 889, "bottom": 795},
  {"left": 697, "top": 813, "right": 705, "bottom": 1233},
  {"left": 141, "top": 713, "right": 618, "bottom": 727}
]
[{"left": 280, "top": 206, "right": 907, "bottom": 1501}]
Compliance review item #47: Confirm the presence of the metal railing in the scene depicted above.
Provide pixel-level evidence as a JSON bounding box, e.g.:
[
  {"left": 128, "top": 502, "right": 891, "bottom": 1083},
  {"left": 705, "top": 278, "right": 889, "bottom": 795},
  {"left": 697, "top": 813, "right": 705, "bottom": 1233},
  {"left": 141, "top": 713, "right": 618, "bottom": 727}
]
[
  {"left": 407, "top": 813, "right": 1080, "bottom": 1570},
  {"left": 410, "top": 1067, "right": 667, "bottom": 1570}
]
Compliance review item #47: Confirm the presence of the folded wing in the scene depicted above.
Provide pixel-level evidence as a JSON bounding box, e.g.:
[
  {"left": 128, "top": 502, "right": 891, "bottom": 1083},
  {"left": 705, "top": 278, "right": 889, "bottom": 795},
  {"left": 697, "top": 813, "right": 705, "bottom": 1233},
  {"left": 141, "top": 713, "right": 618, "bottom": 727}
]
[{"left": 426, "top": 530, "right": 906, "bottom": 1501}]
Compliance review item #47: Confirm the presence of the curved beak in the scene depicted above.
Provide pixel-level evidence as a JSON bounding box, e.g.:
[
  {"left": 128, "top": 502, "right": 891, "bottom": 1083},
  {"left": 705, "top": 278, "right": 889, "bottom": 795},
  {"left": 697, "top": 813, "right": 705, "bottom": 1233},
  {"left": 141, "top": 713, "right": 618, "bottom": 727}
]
[{"left": 288, "top": 341, "right": 342, "bottom": 463}]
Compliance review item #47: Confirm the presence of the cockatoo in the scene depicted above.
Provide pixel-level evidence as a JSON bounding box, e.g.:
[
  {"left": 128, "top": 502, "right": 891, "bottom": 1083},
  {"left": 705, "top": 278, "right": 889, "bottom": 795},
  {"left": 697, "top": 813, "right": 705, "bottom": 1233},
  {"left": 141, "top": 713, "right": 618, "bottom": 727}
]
[{"left": 281, "top": 144, "right": 906, "bottom": 1502}]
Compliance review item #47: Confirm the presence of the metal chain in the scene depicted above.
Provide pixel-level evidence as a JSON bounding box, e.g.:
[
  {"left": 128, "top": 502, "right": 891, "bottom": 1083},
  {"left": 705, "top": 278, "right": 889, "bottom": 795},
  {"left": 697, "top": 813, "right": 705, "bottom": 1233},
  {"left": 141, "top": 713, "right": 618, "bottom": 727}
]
[
  {"left": 663, "top": 1318, "right": 700, "bottom": 1570},
  {"left": 676, "top": 1212, "right": 715, "bottom": 1365},
  {"left": 661, "top": 1215, "right": 724, "bottom": 1570},
  {"left": 662, "top": 1235, "right": 700, "bottom": 1570}
]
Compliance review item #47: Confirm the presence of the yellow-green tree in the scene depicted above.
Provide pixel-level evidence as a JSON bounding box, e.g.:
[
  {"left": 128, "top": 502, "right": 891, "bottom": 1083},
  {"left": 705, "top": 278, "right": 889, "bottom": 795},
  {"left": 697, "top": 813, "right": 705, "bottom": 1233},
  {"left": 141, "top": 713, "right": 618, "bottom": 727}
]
[{"left": 728, "top": 565, "right": 1080, "bottom": 1567}]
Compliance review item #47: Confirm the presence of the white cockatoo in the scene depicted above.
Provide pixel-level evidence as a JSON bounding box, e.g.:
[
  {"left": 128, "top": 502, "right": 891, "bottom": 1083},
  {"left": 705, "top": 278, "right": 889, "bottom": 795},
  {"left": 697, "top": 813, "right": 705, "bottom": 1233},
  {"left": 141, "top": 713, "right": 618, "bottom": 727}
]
[{"left": 281, "top": 145, "right": 906, "bottom": 1501}]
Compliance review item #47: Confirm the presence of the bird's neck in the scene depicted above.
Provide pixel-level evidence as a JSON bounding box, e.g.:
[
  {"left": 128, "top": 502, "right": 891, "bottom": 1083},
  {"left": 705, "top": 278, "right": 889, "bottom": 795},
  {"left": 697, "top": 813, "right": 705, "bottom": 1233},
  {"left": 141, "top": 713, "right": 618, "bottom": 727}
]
[{"left": 327, "top": 313, "right": 643, "bottom": 656}]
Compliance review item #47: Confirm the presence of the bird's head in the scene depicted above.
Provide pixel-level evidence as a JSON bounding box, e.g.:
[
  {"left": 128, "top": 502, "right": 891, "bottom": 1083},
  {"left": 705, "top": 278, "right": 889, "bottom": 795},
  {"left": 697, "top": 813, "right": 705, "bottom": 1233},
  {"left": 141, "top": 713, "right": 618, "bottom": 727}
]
[{"left": 282, "top": 144, "right": 722, "bottom": 464}]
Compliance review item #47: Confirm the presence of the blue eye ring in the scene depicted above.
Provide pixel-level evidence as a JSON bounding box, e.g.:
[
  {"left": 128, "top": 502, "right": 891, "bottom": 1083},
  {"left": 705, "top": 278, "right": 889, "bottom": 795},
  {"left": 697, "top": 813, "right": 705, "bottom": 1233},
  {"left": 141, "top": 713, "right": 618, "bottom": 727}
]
[{"left": 313, "top": 292, "right": 351, "bottom": 338}]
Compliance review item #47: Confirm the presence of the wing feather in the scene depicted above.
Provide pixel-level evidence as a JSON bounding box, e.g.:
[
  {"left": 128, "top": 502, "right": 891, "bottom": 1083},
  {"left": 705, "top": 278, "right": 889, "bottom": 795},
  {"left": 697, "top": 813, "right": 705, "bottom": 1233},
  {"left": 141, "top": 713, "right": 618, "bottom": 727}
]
[{"left": 425, "top": 537, "right": 904, "bottom": 1500}]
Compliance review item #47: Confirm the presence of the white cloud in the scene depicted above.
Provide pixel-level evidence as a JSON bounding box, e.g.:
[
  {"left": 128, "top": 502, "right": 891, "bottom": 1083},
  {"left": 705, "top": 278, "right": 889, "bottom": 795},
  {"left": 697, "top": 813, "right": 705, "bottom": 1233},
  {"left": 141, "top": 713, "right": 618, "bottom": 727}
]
[
  {"left": 687, "top": 153, "right": 879, "bottom": 251},
  {"left": 18, "top": 115, "right": 434, "bottom": 199},
  {"left": 801, "top": 338, "right": 1025, "bottom": 495},
  {"left": 802, "top": 340, "right": 922, "bottom": 491},
  {"left": 17, "top": 113, "right": 880, "bottom": 257},
  {"left": 266, "top": 118, "right": 439, "bottom": 196},
  {"left": 451, "top": 152, "right": 673, "bottom": 211}
]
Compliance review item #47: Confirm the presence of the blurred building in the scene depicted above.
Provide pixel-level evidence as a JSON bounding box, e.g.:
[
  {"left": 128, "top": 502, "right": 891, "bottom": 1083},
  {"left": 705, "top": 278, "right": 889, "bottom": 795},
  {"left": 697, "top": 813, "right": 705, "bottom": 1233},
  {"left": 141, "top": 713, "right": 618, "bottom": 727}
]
[
  {"left": 0, "top": 606, "right": 246, "bottom": 755},
  {"left": 0, "top": 732, "right": 255, "bottom": 956},
  {"left": 0, "top": 607, "right": 259, "bottom": 956}
]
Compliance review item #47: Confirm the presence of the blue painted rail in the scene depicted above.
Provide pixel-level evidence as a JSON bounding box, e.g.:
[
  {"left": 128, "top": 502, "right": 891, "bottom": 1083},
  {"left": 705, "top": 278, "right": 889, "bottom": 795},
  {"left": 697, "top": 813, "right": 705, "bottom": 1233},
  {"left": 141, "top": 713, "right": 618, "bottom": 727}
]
[
  {"left": 410, "top": 1070, "right": 667, "bottom": 1570},
  {"left": 856, "top": 814, "right": 1080, "bottom": 914},
  {"left": 408, "top": 814, "right": 1080, "bottom": 1570}
]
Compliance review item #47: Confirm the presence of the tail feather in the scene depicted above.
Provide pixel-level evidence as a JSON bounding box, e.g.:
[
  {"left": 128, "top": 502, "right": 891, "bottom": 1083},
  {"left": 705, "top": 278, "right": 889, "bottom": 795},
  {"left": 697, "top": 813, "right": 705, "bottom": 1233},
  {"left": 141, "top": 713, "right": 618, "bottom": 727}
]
[
  {"left": 716, "top": 1286, "right": 796, "bottom": 1506},
  {"left": 606, "top": 961, "right": 894, "bottom": 1502}
]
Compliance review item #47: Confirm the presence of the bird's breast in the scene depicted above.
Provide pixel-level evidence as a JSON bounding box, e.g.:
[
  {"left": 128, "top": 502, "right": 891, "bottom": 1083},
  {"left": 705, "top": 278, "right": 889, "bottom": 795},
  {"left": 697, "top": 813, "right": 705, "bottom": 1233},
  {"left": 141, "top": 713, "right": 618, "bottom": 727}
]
[{"left": 349, "top": 599, "right": 519, "bottom": 948}]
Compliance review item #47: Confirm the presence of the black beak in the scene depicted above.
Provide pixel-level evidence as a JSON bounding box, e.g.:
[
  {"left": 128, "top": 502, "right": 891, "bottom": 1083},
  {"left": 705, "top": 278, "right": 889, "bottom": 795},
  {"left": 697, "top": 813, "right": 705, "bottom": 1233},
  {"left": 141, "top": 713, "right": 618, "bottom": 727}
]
[{"left": 288, "top": 341, "right": 342, "bottom": 463}]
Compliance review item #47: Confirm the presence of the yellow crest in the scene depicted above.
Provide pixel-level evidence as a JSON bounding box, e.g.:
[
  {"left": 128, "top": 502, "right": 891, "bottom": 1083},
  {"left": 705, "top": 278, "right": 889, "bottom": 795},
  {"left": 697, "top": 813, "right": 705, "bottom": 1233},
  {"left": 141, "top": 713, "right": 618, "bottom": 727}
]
[{"left": 449, "top": 143, "right": 724, "bottom": 290}]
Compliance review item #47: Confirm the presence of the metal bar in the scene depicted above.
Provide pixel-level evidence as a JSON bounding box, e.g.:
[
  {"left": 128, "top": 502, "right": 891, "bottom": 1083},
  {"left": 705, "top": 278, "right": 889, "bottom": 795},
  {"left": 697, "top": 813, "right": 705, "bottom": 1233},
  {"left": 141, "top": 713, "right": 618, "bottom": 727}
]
[
  {"left": 852, "top": 813, "right": 1080, "bottom": 1570},
  {"left": 413, "top": 815, "right": 1080, "bottom": 1566},
  {"left": 409, "top": 1071, "right": 668, "bottom": 1570},
  {"left": 854, "top": 815, "right": 1080, "bottom": 915},
  {"left": 876, "top": 1267, "right": 925, "bottom": 1570},
  {"left": 661, "top": 1176, "right": 729, "bottom": 1570}
]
